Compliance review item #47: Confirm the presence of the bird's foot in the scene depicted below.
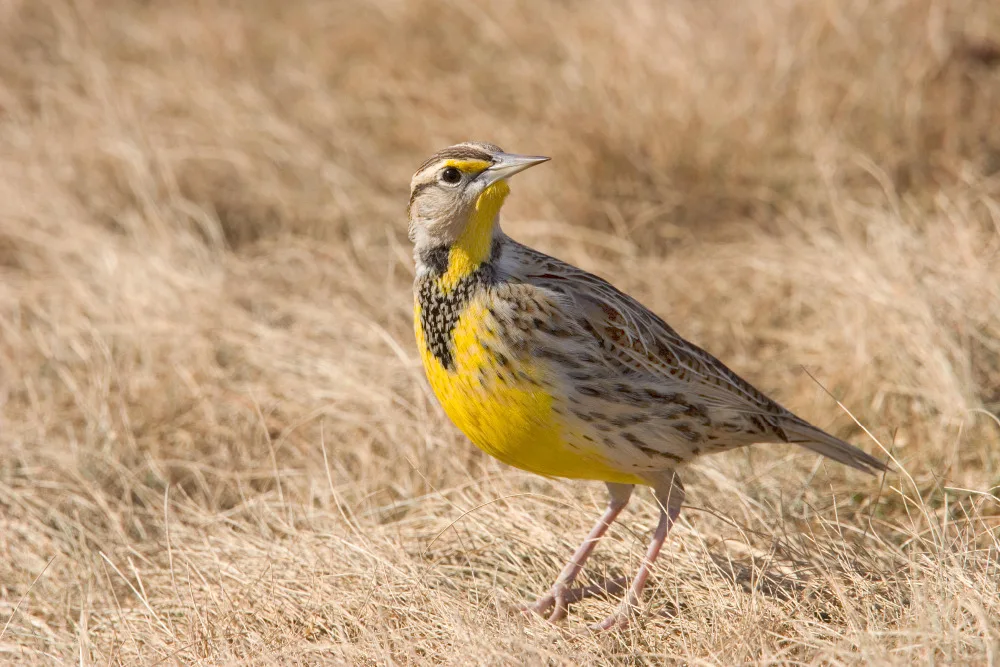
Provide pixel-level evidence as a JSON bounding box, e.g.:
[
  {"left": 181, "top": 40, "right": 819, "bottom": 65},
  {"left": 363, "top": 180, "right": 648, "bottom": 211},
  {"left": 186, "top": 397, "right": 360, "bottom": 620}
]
[
  {"left": 522, "top": 577, "right": 629, "bottom": 624},
  {"left": 521, "top": 583, "right": 571, "bottom": 623},
  {"left": 590, "top": 601, "right": 640, "bottom": 632}
]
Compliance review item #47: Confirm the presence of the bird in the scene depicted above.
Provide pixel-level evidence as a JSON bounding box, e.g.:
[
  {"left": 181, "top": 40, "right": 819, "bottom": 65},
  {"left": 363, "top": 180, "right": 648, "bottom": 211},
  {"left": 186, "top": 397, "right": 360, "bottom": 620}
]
[{"left": 407, "top": 141, "right": 889, "bottom": 630}]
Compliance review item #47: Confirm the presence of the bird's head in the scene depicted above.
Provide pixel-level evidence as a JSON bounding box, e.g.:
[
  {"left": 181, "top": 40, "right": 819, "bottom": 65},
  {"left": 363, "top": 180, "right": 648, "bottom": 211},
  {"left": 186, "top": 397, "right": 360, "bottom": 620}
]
[{"left": 407, "top": 142, "right": 548, "bottom": 272}]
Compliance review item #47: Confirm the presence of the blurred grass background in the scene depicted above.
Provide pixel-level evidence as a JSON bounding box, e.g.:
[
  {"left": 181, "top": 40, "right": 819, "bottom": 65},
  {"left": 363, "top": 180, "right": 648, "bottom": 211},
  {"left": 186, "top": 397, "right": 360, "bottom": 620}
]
[{"left": 1, "top": 0, "right": 1000, "bottom": 663}]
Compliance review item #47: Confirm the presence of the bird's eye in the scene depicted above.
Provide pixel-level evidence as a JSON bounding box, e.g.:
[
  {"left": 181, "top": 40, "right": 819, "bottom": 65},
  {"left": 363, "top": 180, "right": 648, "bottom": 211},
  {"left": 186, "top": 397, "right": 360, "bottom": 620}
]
[{"left": 440, "top": 167, "right": 462, "bottom": 184}]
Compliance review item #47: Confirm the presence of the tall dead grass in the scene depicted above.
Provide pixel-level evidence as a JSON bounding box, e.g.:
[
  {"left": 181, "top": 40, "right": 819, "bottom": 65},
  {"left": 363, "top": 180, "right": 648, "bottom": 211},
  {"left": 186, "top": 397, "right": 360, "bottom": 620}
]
[{"left": 1, "top": 0, "right": 999, "bottom": 663}]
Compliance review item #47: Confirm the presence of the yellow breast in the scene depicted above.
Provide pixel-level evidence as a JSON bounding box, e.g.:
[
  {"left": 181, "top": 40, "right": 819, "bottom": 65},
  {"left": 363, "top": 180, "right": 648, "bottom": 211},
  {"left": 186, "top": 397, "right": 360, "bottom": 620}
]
[{"left": 414, "top": 297, "right": 643, "bottom": 484}]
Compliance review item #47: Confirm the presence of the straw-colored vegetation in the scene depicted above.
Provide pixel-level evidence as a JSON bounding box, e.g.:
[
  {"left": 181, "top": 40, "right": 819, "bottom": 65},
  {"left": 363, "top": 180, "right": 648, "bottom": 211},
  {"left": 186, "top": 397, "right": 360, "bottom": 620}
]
[{"left": 2, "top": 0, "right": 1000, "bottom": 663}]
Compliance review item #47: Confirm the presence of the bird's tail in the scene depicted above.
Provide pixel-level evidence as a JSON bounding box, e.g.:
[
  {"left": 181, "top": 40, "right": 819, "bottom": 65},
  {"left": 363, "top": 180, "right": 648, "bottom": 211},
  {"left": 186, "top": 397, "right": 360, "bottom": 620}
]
[{"left": 781, "top": 418, "right": 890, "bottom": 475}]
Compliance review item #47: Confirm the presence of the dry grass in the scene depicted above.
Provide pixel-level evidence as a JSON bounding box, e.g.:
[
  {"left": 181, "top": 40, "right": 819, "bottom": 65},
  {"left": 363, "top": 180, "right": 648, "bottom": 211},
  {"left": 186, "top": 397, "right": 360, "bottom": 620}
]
[{"left": 2, "top": 0, "right": 1000, "bottom": 663}]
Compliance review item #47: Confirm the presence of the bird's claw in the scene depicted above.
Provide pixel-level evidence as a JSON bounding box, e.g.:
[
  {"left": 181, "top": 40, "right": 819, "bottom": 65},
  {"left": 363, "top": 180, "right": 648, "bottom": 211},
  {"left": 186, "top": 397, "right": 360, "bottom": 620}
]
[
  {"left": 590, "top": 602, "right": 639, "bottom": 632},
  {"left": 521, "top": 584, "right": 571, "bottom": 623}
]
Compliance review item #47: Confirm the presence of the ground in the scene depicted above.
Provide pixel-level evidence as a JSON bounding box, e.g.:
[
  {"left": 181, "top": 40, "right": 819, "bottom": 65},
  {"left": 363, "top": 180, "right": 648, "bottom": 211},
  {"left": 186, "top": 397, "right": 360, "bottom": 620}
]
[{"left": 1, "top": 0, "right": 1000, "bottom": 664}]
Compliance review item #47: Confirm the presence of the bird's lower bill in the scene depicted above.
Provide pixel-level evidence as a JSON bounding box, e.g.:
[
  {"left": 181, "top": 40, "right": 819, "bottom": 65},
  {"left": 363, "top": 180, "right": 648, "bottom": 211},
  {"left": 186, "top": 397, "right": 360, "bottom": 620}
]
[{"left": 415, "top": 302, "right": 645, "bottom": 484}]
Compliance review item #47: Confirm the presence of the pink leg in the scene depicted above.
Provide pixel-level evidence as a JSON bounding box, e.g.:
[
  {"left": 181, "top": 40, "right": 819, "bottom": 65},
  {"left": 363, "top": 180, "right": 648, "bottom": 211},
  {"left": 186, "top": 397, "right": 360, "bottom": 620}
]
[
  {"left": 527, "top": 483, "right": 634, "bottom": 622},
  {"left": 593, "top": 473, "right": 684, "bottom": 631}
]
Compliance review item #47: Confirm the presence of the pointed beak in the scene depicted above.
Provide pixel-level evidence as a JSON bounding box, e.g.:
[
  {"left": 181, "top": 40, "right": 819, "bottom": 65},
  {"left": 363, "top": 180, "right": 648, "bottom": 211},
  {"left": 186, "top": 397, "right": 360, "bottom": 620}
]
[{"left": 480, "top": 152, "right": 550, "bottom": 186}]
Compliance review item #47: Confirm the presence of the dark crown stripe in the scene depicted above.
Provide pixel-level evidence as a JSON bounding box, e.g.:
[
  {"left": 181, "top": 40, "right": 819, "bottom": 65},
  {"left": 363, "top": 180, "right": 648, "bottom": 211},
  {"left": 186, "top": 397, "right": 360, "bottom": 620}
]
[{"left": 416, "top": 143, "right": 502, "bottom": 174}]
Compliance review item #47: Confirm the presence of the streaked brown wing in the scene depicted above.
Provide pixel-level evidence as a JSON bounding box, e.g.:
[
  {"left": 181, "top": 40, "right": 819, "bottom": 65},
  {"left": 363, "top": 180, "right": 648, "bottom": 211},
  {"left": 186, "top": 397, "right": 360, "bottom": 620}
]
[
  {"left": 514, "top": 242, "right": 792, "bottom": 420},
  {"left": 506, "top": 240, "right": 888, "bottom": 474}
]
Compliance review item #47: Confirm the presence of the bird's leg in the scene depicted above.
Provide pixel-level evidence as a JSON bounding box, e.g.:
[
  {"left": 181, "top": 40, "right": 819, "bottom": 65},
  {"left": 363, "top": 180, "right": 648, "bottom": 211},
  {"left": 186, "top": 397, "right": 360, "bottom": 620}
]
[
  {"left": 593, "top": 472, "right": 684, "bottom": 631},
  {"left": 526, "top": 482, "right": 633, "bottom": 623}
]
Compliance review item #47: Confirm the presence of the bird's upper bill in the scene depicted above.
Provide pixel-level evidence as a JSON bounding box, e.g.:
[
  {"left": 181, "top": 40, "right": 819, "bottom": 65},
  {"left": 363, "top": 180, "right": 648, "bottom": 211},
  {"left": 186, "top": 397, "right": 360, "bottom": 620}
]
[{"left": 478, "top": 152, "right": 550, "bottom": 186}]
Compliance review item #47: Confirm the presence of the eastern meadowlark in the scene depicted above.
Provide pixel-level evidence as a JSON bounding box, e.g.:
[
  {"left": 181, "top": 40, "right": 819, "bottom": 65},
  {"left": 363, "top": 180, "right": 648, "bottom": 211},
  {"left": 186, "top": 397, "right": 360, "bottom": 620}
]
[{"left": 408, "top": 142, "right": 889, "bottom": 630}]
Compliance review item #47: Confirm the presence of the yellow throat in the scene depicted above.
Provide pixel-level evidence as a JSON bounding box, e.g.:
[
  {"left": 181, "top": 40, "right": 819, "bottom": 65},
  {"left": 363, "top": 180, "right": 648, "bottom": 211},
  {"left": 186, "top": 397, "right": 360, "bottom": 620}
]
[{"left": 438, "top": 180, "right": 510, "bottom": 289}]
